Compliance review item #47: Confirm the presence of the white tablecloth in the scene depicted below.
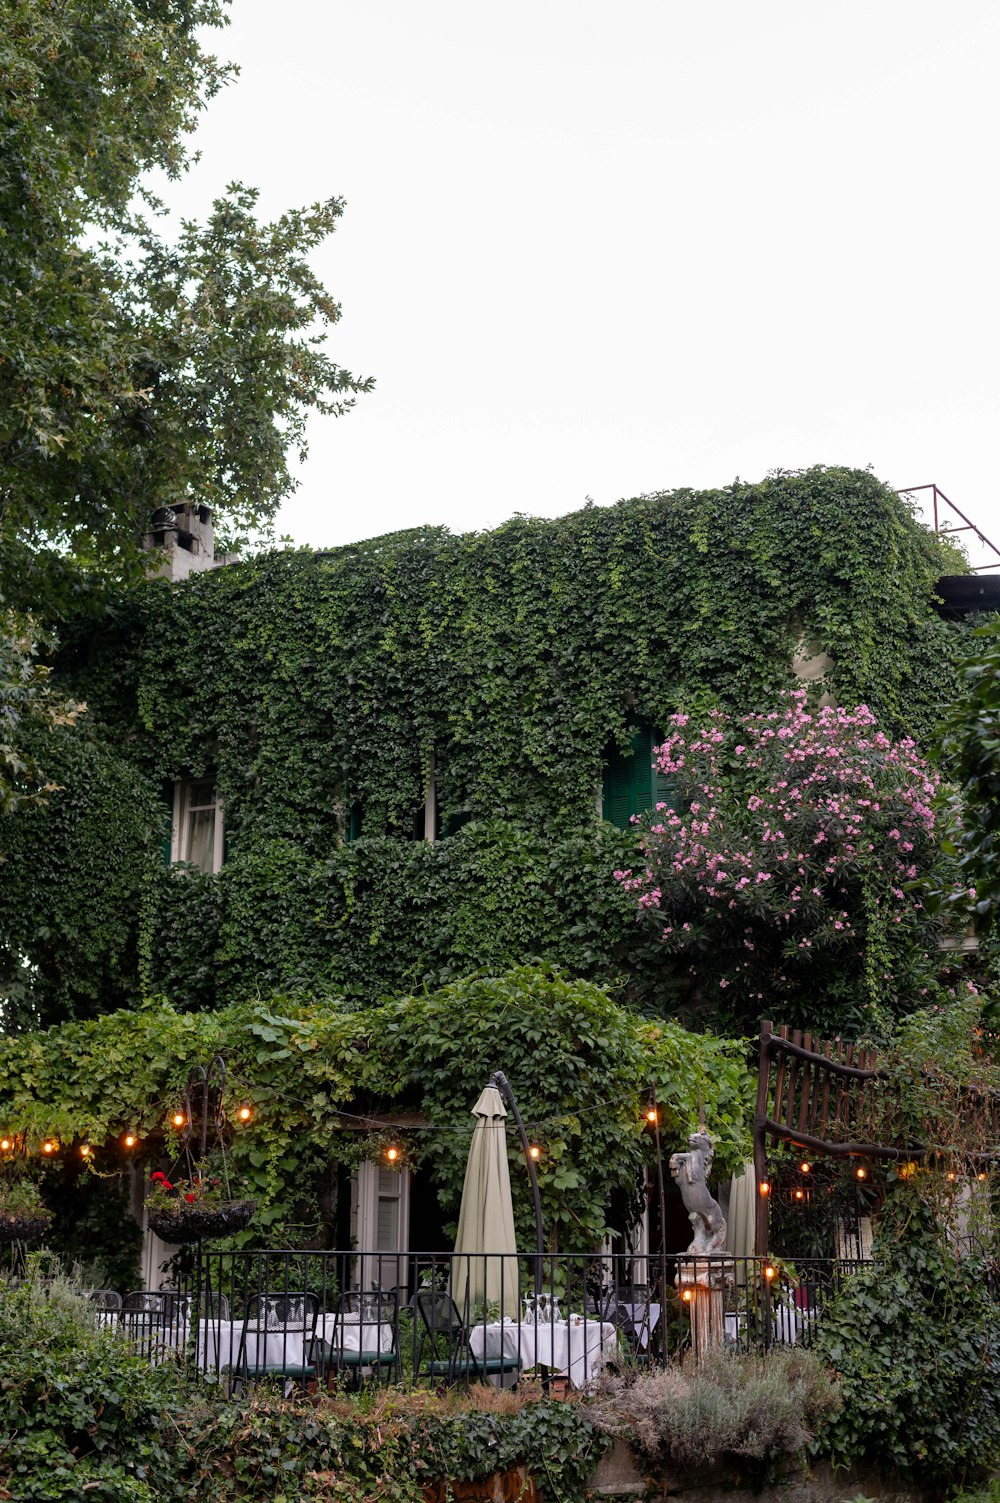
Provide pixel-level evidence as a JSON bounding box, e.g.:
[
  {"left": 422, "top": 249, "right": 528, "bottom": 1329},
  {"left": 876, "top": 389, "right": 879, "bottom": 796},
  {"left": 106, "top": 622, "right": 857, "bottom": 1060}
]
[
  {"left": 197, "top": 1314, "right": 393, "bottom": 1374},
  {"left": 468, "top": 1317, "right": 618, "bottom": 1388}
]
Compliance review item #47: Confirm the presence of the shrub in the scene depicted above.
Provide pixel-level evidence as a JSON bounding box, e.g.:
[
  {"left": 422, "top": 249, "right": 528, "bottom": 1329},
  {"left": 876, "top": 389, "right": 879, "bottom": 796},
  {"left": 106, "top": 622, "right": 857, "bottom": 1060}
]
[
  {"left": 812, "top": 1196, "right": 1000, "bottom": 1488},
  {"left": 0, "top": 1266, "right": 189, "bottom": 1502},
  {"left": 590, "top": 1346, "right": 841, "bottom": 1485}
]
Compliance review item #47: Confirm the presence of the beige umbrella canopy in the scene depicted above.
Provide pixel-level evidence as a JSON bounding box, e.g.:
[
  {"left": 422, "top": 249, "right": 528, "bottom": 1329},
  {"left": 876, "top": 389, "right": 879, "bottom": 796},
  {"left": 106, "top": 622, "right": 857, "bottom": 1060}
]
[
  {"left": 725, "top": 1161, "right": 756, "bottom": 1283},
  {"left": 452, "top": 1085, "right": 520, "bottom": 1319}
]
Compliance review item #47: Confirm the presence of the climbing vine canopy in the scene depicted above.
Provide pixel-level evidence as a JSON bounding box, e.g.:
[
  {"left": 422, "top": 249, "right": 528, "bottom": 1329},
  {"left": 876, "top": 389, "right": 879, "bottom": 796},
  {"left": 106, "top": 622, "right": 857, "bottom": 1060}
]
[{"left": 0, "top": 967, "right": 752, "bottom": 1248}]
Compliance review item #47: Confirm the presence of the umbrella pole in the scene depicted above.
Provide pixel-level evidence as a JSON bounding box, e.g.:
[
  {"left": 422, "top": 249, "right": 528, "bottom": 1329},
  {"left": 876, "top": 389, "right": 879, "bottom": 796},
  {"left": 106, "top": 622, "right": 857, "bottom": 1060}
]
[{"left": 489, "top": 1070, "right": 544, "bottom": 1296}]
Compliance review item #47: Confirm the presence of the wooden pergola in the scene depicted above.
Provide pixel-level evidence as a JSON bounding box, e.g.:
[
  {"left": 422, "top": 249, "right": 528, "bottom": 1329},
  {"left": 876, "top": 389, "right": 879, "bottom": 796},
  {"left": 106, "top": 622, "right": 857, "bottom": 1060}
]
[{"left": 752, "top": 1020, "right": 998, "bottom": 1256}]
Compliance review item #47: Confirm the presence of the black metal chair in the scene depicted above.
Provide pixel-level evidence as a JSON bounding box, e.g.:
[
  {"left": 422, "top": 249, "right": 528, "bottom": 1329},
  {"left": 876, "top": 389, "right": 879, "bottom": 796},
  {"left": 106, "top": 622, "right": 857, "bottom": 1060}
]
[
  {"left": 311, "top": 1290, "right": 400, "bottom": 1388},
  {"left": 86, "top": 1289, "right": 122, "bottom": 1314},
  {"left": 415, "top": 1289, "right": 521, "bottom": 1386},
  {"left": 199, "top": 1291, "right": 231, "bottom": 1320},
  {"left": 611, "top": 1295, "right": 653, "bottom": 1363},
  {"left": 236, "top": 1291, "right": 319, "bottom": 1388},
  {"left": 121, "top": 1290, "right": 190, "bottom": 1361},
  {"left": 122, "top": 1290, "right": 190, "bottom": 1319}
]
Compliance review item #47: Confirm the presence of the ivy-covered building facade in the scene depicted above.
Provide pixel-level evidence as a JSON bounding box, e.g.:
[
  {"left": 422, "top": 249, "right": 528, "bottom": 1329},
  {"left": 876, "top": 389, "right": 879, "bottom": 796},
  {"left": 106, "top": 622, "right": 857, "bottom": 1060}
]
[{"left": 0, "top": 465, "right": 971, "bottom": 1278}]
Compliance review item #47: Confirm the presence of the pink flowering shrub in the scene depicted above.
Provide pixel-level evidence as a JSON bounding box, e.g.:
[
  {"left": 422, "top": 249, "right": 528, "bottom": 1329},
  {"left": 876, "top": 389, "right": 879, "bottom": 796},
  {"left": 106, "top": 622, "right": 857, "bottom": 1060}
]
[{"left": 615, "top": 692, "right": 945, "bottom": 1032}]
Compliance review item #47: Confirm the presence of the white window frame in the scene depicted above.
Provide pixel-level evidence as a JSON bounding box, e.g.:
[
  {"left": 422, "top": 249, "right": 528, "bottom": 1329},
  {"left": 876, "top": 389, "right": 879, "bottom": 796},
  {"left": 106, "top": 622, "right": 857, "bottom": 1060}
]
[
  {"left": 351, "top": 1160, "right": 411, "bottom": 1291},
  {"left": 170, "top": 779, "right": 225, "bottom": 874}
]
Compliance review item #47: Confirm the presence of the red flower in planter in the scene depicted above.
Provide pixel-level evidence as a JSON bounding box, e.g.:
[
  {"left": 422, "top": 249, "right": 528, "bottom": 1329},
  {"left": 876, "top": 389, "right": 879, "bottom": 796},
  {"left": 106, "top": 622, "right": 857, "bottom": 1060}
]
[{"left": 185, "top": 1192, "right": 197, "bottom": 1202}]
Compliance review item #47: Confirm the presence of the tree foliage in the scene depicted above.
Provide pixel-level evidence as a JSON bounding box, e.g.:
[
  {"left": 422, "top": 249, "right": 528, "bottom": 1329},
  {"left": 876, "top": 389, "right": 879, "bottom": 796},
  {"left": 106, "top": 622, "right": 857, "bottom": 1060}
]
[
  {"left": 935, "top": 622, "right": 1000, "bottom": 927},
  {"left": 0, "top": 0, "right": 370, "bottom": 618},
  {"left": 0, "top": 611, "right": 84, "bottom": 816},
  {"left": 617, "top": 692, "right": 949, "bottom": 1033}
]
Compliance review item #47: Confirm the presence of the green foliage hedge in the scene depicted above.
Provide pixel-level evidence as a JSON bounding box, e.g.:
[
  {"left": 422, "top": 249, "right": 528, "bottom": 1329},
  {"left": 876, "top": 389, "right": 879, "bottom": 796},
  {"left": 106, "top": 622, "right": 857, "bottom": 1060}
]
[
  {"left": 813, "top": 1196, "right": 1000, "bottom": 1487},
  {"left": 2, "top": 467, "right": 967, "bottom": 1026},
  {"left": 0, "top": 1270, "right": 605, "bottom": 1503},
  {"left": 0, "top": 966, "right": 753, "bottom": 1249}
]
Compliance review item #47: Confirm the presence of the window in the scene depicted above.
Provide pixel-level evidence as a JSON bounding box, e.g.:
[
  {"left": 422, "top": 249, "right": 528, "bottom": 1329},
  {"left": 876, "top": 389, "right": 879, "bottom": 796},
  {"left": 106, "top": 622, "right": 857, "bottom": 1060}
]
[
  {"left": 168, "top": 780, "right": 225, "bottom": 874},
  {"left": 352, "top": 1161, "right": 410, "bottom": 1290},
  {"left": 601, "top": 724, "right": 677, "bottom": 829}
]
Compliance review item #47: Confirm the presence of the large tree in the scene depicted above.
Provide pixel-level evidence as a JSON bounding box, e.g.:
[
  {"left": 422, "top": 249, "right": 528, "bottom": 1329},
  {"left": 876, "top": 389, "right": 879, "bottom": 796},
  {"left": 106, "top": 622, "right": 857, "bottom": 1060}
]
[
  {"left": 0, "top": 0, "right": 370, "bottom": 844},
  {"left": 0, "top": 0, "right": 371, "bottom": 617}
]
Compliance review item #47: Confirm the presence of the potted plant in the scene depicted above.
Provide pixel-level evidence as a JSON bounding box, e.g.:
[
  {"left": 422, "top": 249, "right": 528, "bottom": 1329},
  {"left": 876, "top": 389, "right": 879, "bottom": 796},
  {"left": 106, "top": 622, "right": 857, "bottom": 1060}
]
[
  {"left": 0, "top": 1180, "right": 53, "bottom": 1244},
  {"left": 145, "top": 1167, "right": 255, "bottom": 1243}
]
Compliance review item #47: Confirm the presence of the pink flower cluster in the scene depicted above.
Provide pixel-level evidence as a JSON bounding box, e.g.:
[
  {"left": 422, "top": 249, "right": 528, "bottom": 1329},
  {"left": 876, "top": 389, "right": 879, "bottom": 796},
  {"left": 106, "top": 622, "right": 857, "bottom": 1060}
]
[{"left": 615, "top": 692, "right": 940, "bottom": 987}]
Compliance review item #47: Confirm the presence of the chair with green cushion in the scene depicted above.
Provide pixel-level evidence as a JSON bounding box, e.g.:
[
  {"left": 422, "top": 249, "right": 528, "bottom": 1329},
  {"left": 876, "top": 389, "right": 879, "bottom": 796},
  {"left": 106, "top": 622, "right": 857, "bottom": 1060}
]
[
  {"left": 415, "top": 1289, "right": 521, "bottom": 1386},
  {"left": 311, "top": 1289, "right": 401, "bottom": 1388},
  {"left": 235, "top": 1291, "right": 319, "bottom": 1390}
]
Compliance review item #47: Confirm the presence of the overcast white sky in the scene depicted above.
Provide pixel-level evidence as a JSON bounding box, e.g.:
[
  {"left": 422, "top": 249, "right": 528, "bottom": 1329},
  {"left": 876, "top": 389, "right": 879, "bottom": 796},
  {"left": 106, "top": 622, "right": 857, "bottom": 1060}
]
[{"left": 162, "top": 1, "right": 1000, "bottom": 566}]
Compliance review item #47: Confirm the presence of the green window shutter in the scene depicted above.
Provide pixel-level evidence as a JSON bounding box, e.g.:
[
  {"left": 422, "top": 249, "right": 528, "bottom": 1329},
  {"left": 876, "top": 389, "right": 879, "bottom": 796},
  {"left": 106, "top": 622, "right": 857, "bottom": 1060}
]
[
  {"left": 602, "top": 726, "right": 655, "bottom": 828},
  {"left": 160, "top": 781, "right": 174, "bottom": 865},
  {"left": 602, "top": 725, "right": 680, "bottom": 828}
]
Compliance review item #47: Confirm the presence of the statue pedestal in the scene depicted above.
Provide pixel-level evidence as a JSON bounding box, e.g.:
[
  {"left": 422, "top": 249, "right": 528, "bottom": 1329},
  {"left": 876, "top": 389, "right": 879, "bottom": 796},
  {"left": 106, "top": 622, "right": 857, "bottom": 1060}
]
[{"left": 676, "top": 1256, "right": 732, "bottom": 1360}]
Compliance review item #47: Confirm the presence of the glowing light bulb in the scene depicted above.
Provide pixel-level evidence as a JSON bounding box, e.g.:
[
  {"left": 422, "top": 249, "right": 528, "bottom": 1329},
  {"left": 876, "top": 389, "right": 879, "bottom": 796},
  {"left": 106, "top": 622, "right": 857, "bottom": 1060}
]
[
  {"left": 799, "top": 1161, "right": 811, "bottom": 1174},
  {"left": 0, "top": 1138, "right": 11, "bottom": 1152},
  {"left": 171, "top": 1112, "right": 185, "bottom": 1129},
  {"left": 42, "top": 1140, "right": 55, "bottom": 1154},
  {"left": 764, "top": 1265, "right": 776, "bottom": 1281},
  {"left": 124, "top": 1134, "right": 137, "bottom": 1149},
  {"left": 759, "top": 1180, "right": 770, "bottom": 1196},
  {"left": 529, "top": 1144, "right": 541, "bottom": 1160},
  {"left": 681, "top": 1288, "right": 693, "bottom": 1302},
  {"left": 855, "top": 1167, "right": 867, "bottom": 1180},
  {"left": 794, "top": 1188, "right": 805, "bottom": 1201},
  {"left": 385, "top": 1146, "right": 399, "bottom": 1163},
  {"left": 237, "top": 1105, "right": 252, "bottom": 1123},
  {"left": 978, "top": 1173, "right": 987, "bottom": 1182},
  {"left": 80, "top": 1144, "right": 91, "bottom": 1158},
  {"left": 646, "top": 1108, "right": 657, "bottom": 1123}
]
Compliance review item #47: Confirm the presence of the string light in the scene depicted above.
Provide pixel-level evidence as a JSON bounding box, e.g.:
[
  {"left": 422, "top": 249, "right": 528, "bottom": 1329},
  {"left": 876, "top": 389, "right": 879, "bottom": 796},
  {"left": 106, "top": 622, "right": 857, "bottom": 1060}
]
[
  {"left": 80, "top": 1144, "right": 91, "bottom": 1158},
  {"left": 529, "top": 1144, "right": 541, "bottom": 1160},
  {"left": 171, "top": 1112, "right": 185, "bottom": 1129},
  {"left": 0, "top": 1138, "right": 11, "bottom": 1152},
  {"left": 646, "top": 1107, "right": 658, "bottom": 1124},
  {"left": 794, "top": 1188, "right": 805, "bottom": 1201},
  {"left": 764, "top": 1265, "right": 776, "bottom": 1281},
  {"left": 237, "top": 1105, "right": 253, "bottom": 1123},
  {"left": 681, "top": 1288, "right": 693, "bottom": 1302},
  {"left": 855, "top": 1166, "right": 867, "bottom": 1180},
  {"left": 799, "top": 1161, "right": 811, "bottom": 1174},
  {"left": 759, "top": 1180, "right": 770, "bottom": 1197},
  {"left": 42, "top": 1140, "right": 55, "bottom": 1155},
  {"left": 123, "top": 1133, "right": 137, "bottom": 1149},
  {"left": 385, "top": 1145, "right": 399, "bottom": 1163}
]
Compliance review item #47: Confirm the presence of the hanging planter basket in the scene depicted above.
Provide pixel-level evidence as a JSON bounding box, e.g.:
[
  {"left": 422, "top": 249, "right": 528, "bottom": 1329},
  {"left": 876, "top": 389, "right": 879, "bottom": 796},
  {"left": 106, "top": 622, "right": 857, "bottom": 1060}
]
[
  {"left": 147, "top": 1198, "right": 256, "bottom": 1244},
  {"left": 0, "top": 1210, "right": 53, "bottom": 1245}
]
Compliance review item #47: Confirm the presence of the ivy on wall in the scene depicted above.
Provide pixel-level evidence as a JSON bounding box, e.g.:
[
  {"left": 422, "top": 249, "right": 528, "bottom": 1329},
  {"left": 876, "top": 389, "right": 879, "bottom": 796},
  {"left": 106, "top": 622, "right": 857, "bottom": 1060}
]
[
  {"left": 138, "top": 820, "right": 681, "bottom": 1014},
  {"left": 2, "top": 467, "right": 968, "bottom": 1024},
  {"left": 0, "top": 967, "right": 753, "bottom": 1251}
]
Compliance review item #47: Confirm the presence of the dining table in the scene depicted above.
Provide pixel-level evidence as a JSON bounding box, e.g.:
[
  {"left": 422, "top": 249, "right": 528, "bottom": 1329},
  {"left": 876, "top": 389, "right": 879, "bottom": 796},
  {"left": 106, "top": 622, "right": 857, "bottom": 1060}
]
[
  {"left": 467, "top": 1313, "right": 618, "bottom": 1388},
  {"left": 196, "top": 1311, "right": 394, "bottom": 1377}
]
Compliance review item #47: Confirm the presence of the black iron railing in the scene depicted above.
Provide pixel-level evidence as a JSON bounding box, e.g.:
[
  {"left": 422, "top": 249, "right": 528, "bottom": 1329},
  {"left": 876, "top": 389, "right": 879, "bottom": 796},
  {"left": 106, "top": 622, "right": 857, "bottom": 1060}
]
[{"left": 91, "top": 1247, "right": 890, "bottom": 1392}]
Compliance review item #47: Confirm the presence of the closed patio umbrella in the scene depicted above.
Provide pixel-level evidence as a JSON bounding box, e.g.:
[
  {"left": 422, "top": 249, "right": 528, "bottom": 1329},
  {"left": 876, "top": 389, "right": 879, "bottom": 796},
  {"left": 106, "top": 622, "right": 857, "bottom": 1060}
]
[
  {"left": 725, "top": 1161, "right": 756, "bottom": 1283},
  {"left": 452, "top": 1084, "right": 519, "bottom": 1320}
]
